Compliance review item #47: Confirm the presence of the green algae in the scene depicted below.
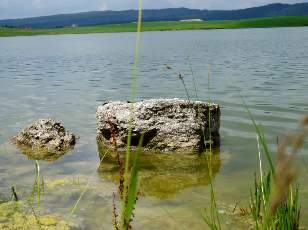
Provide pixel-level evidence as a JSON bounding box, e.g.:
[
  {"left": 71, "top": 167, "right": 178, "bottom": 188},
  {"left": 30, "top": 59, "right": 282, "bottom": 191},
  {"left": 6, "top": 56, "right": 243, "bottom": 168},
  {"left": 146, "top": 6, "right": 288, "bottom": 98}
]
[
  {"left": 45, "top": 178, "right": 84, "bottom": 190},
  {"left": 0, "top": 201, "right": 76, "bottom": 230}
]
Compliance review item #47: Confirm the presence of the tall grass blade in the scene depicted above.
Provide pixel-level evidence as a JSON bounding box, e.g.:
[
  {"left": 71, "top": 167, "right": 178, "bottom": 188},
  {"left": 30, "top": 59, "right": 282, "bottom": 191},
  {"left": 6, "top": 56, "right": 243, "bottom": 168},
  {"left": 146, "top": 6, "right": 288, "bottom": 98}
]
[
  {"left": 120, "top": 0, "right": 143, "bottom": 229},
  {"left": 123, "top": 134, "right": 144, "bottom": 229},
  {"left": 70, "top": 149, "right": 110, "bottom": 215},
  {"left": 239, "top": 94, "right": 275, "bottom": 174},
  {"left": 11, "top": 186, "right": 19, "bottom": 201},
  {"left": 122, "top": 0, "right": 143, "bottom": 198},
  {"left": 249, "top": 115, "right": 307, "bottom": 229},
  {"left": 202, "top": 65, "right": 221, "bottom": 230},
  {"left": 207, "top": 65, "right": 212, "bottom": 152},
  {"left": 35, "top": 160, "right": 41, "bottom": 212},
  {"left": 188, "top": 58, "right": 198, "bottom": 100},
  {"left": 29, "top": 204, "right": 42, "bottom": 230}
]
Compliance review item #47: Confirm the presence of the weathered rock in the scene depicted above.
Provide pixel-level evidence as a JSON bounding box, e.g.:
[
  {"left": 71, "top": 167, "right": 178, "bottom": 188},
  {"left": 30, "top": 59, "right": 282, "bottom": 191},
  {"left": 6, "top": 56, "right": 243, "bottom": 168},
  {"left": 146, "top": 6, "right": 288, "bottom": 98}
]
[
  {"left": 96, "top": 98, "right": 220, "bottom": 152},
  {"left": 12, "top": 118, "right": 76, "bottom": 159}
]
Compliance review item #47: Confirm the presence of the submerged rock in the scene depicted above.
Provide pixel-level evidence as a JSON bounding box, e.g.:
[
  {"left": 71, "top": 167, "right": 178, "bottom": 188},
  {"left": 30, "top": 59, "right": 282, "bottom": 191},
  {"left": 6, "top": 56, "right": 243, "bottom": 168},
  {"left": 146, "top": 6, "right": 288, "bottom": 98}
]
[
  {"left": 96, "top": 98, "right": 220, "bottom": 152},
  {"left": 12, "top": 118, "right": 76, "bottom": 160}
]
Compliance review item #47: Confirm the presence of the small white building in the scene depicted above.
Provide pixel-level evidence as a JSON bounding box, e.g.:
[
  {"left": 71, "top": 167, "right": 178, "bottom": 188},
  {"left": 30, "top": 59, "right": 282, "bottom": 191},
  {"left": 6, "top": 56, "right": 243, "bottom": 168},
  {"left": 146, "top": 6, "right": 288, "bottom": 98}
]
[{"left": 180, "top": 19, "right": 203, "bottom": 22}]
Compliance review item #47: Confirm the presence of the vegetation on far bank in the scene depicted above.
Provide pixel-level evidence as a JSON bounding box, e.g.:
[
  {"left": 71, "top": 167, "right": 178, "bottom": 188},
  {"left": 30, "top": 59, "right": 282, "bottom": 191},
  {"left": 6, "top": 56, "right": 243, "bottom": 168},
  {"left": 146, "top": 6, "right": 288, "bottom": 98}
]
[
  {"left": 1, "top": 15, "right": 308, "bottom": 37},
  {"left": 1, "top": 3, "right": 308, "bottom": 29}
]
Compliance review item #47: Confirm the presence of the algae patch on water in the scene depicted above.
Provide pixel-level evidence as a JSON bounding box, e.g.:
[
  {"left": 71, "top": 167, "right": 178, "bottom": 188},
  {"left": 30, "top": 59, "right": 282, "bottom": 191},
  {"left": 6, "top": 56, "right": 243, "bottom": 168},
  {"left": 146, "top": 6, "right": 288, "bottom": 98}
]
[
  {"left": 0, "top": 201, "right": 77, "bottom": 230},
  {"left": 45, "top": 177, "right": 85, "bottom": 189}
]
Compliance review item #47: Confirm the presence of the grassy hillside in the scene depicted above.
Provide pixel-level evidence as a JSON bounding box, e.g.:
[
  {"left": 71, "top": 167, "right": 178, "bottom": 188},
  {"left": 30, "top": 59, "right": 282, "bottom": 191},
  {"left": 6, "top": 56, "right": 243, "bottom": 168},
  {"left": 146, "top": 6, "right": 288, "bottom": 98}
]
[
  {"left": 1, "top": 16, "right": 308, "bottom": 37},
  {"left": 1, "top": 3, "right": 308, "bottom": 28}
]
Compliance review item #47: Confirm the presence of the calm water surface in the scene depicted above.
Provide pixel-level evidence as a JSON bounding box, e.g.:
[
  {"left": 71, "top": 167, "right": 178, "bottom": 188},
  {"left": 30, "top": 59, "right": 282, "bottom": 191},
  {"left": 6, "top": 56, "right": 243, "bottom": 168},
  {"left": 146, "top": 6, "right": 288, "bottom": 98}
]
[{"left": 0, "top": 27, "right": 308, "bottom": 229}]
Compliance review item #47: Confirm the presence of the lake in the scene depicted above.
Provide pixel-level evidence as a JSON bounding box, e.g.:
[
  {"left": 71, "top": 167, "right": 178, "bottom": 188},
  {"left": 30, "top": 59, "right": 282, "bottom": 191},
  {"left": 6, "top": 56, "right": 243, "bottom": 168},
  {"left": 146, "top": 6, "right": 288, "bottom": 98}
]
[{"left": 0, "top": 27, "right": 308, "bottom": 229}]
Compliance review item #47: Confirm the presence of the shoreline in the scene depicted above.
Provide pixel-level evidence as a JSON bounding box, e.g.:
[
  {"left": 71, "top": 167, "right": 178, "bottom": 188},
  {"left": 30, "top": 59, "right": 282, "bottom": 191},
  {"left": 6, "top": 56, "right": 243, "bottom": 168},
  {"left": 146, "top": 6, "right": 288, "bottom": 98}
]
[{"left": 1, "top": 15, "right": 308, "bottom": 37}]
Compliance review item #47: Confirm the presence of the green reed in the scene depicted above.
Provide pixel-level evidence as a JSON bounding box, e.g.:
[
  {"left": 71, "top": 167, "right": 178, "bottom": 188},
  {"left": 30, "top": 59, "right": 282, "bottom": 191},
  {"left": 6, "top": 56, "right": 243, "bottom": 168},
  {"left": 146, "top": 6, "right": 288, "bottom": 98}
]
[
  {"left": 115, "top": 0, "right": 143, "bottom": 229},
  {"left": 120, "top": 135, "right": 144, "bottom": 229},
  {"left": 70, "top": 149, "right": 110, "bottom": 215},
  {"left": 183, "top": 64, "right": 306, "bottom": 229},
  {"left": 11, "top": 186, "right": 19, "bottom": 201},
  {"left": 168, "top": 61, "right": 221, "bottom": 229},
  {"left": 22, "top": 160, "right": 44, "bottom": 229},
  {"left": 165, "top": 64, "right": 191, "bottom": 101},
  {"left": 244, "top": 99, "right": 306, "bottom": 229},
  {"left": 201, "top": 65, "right": 221, "bottom": 230}
]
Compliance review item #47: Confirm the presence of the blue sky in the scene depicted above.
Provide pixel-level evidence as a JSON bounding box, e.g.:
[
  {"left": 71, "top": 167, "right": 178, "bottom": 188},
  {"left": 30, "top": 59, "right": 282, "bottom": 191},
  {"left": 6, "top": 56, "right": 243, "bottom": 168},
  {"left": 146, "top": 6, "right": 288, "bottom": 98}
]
[{"left": 0, "top": 0, "right": 307, "bottom": 19}]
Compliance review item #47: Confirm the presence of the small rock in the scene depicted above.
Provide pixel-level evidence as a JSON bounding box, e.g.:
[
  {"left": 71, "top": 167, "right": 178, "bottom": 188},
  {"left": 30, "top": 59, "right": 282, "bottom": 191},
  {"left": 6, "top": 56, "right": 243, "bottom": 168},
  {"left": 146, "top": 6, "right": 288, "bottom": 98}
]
[
  {"left": 96, "top": 98, "right": 220, "bottom": 152},
  {"left": 12, "top": 118, "right": 76, "bottom": 160}
]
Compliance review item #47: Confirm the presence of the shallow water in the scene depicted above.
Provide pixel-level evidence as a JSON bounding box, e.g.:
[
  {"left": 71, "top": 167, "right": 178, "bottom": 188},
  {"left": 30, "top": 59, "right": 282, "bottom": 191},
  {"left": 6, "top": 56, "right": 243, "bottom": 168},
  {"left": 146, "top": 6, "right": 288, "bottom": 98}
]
[{"left": 0, "top": 27, "right": 308, "bottom": 229}]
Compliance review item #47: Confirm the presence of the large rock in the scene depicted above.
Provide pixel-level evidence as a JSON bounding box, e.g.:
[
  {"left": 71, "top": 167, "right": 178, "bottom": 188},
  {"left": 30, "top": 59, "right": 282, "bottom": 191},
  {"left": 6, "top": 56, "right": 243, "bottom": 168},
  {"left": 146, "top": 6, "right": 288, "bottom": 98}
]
[
  {"left": 96, "top": 98, "right": 220, "bottom": 152},
  {"left": 12, "top": 118, "right": 76, "bottom": 159}
]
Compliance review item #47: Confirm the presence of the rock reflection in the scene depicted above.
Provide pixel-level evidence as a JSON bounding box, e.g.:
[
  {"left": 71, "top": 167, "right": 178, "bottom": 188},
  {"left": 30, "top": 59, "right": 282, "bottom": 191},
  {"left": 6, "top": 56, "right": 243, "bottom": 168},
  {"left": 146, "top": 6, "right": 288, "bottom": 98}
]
[
  {"left": 15, "top": 144, "right": 73, "bottom": 161},
  {"left": 97, "top": 142, "right": 221, "bottom": 199}
]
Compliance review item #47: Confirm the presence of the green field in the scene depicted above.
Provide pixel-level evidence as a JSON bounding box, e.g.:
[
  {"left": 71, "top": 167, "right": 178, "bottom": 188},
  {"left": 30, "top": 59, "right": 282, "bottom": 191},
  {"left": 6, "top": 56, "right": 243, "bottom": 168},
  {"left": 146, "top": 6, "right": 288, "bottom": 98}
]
[{"left": 1, "top": 15, "right": 308, "bottom": 37}]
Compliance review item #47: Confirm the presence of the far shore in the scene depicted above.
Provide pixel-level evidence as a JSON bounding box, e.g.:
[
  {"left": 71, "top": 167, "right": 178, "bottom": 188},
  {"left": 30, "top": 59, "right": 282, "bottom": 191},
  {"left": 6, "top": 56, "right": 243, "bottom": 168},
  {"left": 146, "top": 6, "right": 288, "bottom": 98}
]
[{"left": 1, "top": 15, "right": 308, "bottom": 37}]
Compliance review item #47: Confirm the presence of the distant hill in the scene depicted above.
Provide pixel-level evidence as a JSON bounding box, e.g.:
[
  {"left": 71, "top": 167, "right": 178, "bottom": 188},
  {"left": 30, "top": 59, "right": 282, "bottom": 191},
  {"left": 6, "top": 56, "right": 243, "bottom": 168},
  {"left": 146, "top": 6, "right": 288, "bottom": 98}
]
[{"left": 1, "top": 2, "right": 308, "bottom": 28}]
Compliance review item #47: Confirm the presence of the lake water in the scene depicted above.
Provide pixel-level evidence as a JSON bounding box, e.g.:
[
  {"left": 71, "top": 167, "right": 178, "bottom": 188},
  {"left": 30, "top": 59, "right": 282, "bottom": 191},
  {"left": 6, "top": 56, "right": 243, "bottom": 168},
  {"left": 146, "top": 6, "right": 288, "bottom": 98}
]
[{"left": 0, "top": 27, "right": 308, "bottom": 229}]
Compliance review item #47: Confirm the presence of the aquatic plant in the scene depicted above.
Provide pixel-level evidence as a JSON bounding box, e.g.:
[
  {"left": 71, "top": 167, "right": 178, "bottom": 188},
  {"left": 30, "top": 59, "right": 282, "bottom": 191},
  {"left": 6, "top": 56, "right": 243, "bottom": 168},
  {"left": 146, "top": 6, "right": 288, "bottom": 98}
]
[
  {"left": 173, "top": 61, "right": 307, "bottom": 229},
  {"left": 0, "top": 200, "right": 75, "bottom": 229},
  {"left": 6, "top": 161, "right": 49, "bottom": 229},
  {"left": 27, "top": 160, "right": 44, "bottom": 229},
  {"left": 248, "top": 110, "right": 307, "bottom": 229},
  {"left": 167, "top": 62, "right": 222, "bottom": 229},
  {"left": 11, "top": 186, "right": 19, "bottom": 201},
  {"left": 69, "top": 149, "right": 109, "bottom": 216},
  {"left": 201, "top": 65, "right": 221, "bottom": 230},
  {"left": 111, "top": 0, "right": 144, "bottom": 229},
  {"left": 165, "top": 64, "right": 191, "bottom": 101}
]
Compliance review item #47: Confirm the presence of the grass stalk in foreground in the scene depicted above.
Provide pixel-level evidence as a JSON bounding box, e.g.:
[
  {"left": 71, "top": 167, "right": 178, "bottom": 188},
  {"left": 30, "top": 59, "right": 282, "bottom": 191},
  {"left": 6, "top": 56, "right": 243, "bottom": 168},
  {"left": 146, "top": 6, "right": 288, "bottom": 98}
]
[
  {"left": 121, "top": 135, "right": 144, "bottom": 229},
  {"left": 24, "top": 161, "right": 44, "bottom": 229},
  {"left": 169, "top": 62, "right": 221, "bottom": 229},
  {"left": 240, "top": 95, "right": 275, "bottom": 174},
  {"left": 70, "top": 150, "right": 110, "bottom": 215},
  {"left": 202, "top": 65, "right": 221, "bottom": 230},
  {"left": 117, "top": 0, "right": 143, "bottom": 229},
  {"left": 35, "top": 160, "right": 41, "bottom": 213},
  {"left": 11, "top": 186, "right": 19, "bottom": 201},
  {"left": 188, "top": 58, "right": 199, "bottom": 101},
  {"left": 227, "top": 76, "right": 305, "bottom": 229},
  {"left": 246, "top": 106, "right": 307, "bottom": 229}
]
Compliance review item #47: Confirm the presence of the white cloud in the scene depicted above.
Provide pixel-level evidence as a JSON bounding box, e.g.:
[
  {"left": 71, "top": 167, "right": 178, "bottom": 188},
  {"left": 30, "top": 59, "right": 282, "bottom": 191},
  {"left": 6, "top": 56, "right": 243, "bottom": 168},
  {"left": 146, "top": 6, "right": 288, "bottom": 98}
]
[{"left": 99, "top": 1, "right": 108, "bottom": 11}]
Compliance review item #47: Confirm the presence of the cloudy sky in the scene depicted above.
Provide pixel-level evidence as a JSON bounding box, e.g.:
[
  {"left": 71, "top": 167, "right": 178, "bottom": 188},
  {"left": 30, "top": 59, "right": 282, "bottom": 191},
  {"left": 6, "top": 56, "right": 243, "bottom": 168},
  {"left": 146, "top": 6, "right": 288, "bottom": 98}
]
[{"left": 0, "top": 0, "right": 307, "bottom": 19}]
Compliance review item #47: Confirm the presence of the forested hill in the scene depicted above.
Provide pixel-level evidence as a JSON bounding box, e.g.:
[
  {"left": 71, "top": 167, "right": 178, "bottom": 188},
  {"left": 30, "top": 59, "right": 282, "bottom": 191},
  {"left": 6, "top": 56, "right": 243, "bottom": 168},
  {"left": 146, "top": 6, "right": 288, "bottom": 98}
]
[{"left": 1, "top": 2, "right": 308, "bottom": 28}]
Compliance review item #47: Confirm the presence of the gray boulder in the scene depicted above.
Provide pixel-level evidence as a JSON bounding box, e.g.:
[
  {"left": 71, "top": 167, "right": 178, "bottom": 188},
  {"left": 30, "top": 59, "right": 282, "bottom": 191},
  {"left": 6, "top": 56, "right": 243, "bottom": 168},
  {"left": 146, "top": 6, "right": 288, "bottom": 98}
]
[
  {"left": 12, "top": 118, "right": 76, "bottom": 159},
  {"left": 96, "top": 98, "right": 220, "bottom": 152}
]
